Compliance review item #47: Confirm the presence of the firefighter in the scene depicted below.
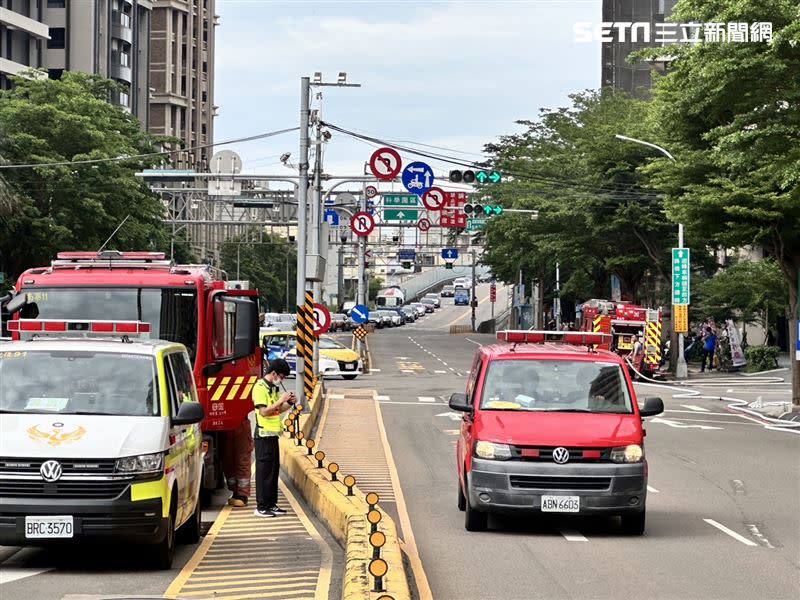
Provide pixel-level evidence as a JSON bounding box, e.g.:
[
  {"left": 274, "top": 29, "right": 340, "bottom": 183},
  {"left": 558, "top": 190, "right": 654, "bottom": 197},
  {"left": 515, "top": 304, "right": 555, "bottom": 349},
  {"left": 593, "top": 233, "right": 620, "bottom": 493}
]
[{"left": 223, "top": 416, "right": 254, "bottom": 507}]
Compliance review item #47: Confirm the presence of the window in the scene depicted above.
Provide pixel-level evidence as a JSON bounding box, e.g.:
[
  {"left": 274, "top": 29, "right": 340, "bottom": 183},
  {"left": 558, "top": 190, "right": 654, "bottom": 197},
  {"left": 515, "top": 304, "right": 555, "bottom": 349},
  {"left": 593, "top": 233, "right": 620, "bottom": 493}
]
[
  {"left": 118, "top": 90, "right": 129, "bottom": 107},
  {"left": 48, "top": 0, "right": 66, "bottom": 7},
  {"left": 166, "top": 352, "right": 196, "bottom": 415},
  {"left": 47, "top": 27, "right": 65, "bottom": 49},
  {"left": 213, "top": 298, "right": 236, "bottom": 359}
]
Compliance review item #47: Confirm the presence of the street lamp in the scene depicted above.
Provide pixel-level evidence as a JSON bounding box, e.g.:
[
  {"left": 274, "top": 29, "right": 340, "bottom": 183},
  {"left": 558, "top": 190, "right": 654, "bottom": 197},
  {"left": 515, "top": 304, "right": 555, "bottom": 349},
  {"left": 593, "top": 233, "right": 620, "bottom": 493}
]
[{"left": 614, "top": 134, "right": 688, "bottom": 379}]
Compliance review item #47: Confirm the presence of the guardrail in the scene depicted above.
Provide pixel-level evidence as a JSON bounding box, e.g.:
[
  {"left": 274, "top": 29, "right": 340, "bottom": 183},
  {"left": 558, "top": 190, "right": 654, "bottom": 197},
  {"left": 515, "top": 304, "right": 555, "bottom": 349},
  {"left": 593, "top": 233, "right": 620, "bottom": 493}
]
[{"left": 394, "top": 264, "right": 490, "bottom": 300}]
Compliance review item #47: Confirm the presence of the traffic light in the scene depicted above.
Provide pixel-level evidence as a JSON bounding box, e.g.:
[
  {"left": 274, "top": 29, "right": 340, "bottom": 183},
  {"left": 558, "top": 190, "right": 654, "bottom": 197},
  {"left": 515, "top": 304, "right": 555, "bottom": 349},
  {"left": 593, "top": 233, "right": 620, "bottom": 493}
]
[
  {"left": 449, "top": 170, "right": 475, "bottom": 184},
  {"left": 464, "top": 203, "right": 503, "bottom": 216}
]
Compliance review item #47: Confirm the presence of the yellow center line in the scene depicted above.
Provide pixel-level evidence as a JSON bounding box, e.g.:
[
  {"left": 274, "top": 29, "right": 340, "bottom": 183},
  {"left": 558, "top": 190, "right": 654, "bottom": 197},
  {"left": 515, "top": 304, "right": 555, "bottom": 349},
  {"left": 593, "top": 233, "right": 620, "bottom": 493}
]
[{"left": 442, "top": 289, "right": 491, "bottom": 329}]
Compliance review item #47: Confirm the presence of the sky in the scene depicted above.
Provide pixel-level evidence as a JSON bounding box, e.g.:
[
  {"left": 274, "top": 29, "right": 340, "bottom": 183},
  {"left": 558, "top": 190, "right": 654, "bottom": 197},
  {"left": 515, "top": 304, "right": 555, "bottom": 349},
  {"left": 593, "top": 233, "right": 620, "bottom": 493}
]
[{"left": 214, "top": 0, "right": 602, "bottom": 176}]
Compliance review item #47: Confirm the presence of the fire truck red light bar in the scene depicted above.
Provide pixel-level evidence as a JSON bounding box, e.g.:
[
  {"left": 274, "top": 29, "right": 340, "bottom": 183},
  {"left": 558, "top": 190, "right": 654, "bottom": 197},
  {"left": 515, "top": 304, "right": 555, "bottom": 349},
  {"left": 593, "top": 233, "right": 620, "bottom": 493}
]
[
  {"left": 138, "top": 323, "right": 151, "bottom": 333},
  {"left": 43, "top": 322, "right": 67, "bottom": 332},
  {"left": 496, "top": 331, "right": 613, "bottom": 346},
  {"left": 115, "top": 323, "right": 138, "bottom": 333},
  {"left": 19, "top": 321, "right": 43, "bottom": 331},
  {"left": 91, "top": 323, "right": 114, "bottom": 332}
]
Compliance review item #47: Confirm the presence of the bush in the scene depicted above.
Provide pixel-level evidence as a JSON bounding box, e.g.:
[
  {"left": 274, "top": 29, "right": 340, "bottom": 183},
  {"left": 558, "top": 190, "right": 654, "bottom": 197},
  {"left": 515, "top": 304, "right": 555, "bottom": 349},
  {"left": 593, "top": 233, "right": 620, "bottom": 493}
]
[{"left": 744, "top": 345, "right": 780, "bottom": 372}]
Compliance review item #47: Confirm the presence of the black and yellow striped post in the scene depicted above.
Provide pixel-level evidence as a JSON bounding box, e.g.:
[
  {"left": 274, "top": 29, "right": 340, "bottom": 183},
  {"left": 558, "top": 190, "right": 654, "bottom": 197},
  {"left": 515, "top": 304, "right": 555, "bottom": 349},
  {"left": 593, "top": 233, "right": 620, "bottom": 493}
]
[
  {"left": 303, "top": 290, "right": 315, "bottom": 403},
  {"left": 593, "top": 315, "right": 612, "bottom": 350},
  {"left": 644, "top": 319, "right": 662, "bottom": 368}
]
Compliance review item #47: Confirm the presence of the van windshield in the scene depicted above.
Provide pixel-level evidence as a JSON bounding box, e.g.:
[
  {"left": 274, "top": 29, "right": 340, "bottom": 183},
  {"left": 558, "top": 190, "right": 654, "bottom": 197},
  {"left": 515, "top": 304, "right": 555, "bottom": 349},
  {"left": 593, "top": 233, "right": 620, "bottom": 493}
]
[
  {"left": 0, "top": 350, "right": 159, "bottom": 416},
  {"left": 480, "top": 359, "right": 633, "bottom": 414}
]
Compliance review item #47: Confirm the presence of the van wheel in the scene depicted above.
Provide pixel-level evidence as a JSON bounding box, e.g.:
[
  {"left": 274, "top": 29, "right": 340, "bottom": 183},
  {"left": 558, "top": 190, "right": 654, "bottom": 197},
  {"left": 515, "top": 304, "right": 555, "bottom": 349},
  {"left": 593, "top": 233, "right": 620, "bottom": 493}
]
[
  {"left": 457, "top": 480, "right": 466, "bottom": 512},
  {"left": 178, "top": 497, "right": 202, "bottom": 544},
  {"left": 465, "top": 497, "right": 487, "bottom": 532},
  {"left": 154, "top": 503, "right": 176, "bottom": 569},
  {"left": 621, "top": 509, "right": 646, "bottom": 535}
]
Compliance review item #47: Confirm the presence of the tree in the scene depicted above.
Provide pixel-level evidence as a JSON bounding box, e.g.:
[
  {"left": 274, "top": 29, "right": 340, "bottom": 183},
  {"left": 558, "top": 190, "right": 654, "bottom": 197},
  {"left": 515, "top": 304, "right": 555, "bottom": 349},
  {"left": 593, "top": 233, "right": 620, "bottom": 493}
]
[
  {"left": 640, "top": 0, "right": 800, "bottom": 403},
  {"left": 695, "top": 258, "right": 787, "bottom": 337},
  {"left": 0, "top": 71, "right": 176, "bottom": 280},
  {"left": 219, "top": 234, "right": 297, "bottom": 312},
  {"left": 480, "top": 89, "right": 678, "bottom": 320}
]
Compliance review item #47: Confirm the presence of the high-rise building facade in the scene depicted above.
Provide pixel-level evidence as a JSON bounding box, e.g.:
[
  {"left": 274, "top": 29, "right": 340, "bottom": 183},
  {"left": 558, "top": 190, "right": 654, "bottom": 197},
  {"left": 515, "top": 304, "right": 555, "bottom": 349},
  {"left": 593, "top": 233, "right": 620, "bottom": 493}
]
[
  {"left": 149, "top": 0, "right": 216, "bottom": 170},
  {"left": 601, "top": 0, "right": 677, "bottom": 96},
  {"left": 0, "top": 0, "right": 152, "bottom": 125},
  {"left": 0, "top": 1, "right": 49, "bottom": 88}
]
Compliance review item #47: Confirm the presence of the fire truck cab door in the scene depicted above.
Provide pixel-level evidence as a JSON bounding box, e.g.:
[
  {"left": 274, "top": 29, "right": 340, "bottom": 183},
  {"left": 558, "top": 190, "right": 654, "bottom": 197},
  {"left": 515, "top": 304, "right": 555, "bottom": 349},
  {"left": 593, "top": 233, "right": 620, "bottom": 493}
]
[{"left": 208, "top": 291, "right": 259, "bottom": 364}]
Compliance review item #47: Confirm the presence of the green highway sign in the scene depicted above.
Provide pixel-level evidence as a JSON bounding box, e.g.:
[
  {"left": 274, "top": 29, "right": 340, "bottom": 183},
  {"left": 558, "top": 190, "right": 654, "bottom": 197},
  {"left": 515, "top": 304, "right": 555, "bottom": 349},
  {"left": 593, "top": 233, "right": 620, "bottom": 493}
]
[
  {"left": 383, "top": 194, "right": 420, "bottom": 222},
  {"left": 672, "top": 248, "right": 690, "bottom": 305},
  {"left": 467, "top": 218, "right": 488, "bottom": 232},
  {"left": 475, "top": 170, "right": 502, "bottom": 184}
]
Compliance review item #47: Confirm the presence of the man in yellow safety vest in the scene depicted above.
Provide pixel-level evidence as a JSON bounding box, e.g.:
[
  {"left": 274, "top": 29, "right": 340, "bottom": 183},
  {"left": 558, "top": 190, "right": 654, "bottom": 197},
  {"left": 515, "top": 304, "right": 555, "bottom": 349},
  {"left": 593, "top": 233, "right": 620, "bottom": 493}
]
[{"left": 252, "top": 358, "right": 295, "bottom": 518}]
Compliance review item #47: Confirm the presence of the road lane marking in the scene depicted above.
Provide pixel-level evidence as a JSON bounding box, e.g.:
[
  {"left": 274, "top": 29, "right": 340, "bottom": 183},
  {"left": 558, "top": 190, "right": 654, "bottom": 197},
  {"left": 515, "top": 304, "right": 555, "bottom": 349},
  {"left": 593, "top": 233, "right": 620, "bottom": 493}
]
[
  {"left": 0, "top": 567, "right": 53, "bottom": 586},
  {"left": 465, "top": 338, "right": 482, "bottom": 346},
  {"left": 369, "top": 369, "right": 381, "bottom": 373},
  {"left": 680, "top": 404, "right": 710, "bottom": 412},
  {"left": 649, "top": 417, "right": 723, "bottom": 430},
  {"left": 561, "top": 530, "right": 588, "bottom": 542},
  {"left": 374, "top": 396, "right": 434, "bottom": 600},
  {"left": 434, "top": 370, "right": 447, "bottom": 374},
  {"left": 647, "top": 485, "right": 660, "bottom": 493},
  {"left": 745, "top": 524, "right": 775, "bottom": 549},
  {"left": 703, "top": 519, "right": 758, "bottom": 546},
  {"left": 375, "top": 395, "right": 390, "bottom": 401},
  {"left": 418, "top": 396, "right": 436, "bottom": 402},
  {"left": 328, "top": 394, "right": 345, "bottom": 400}
]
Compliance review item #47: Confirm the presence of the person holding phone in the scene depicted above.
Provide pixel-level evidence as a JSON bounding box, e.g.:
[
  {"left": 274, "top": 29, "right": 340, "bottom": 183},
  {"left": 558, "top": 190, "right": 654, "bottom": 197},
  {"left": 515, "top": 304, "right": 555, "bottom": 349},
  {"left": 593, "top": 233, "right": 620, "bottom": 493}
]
[{"left": 252, "top": 358, "right": 294, "bottom": 518}]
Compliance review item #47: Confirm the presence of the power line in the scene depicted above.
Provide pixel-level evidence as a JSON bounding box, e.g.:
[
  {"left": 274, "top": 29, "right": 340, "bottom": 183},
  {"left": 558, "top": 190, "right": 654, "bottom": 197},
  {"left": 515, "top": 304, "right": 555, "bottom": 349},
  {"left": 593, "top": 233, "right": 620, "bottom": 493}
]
[
  {"left": 0, "top": 127, "right": 300, "bottom": 170},
  {"left": 321, "top": 122, "right": 663, "bottom": 200}
]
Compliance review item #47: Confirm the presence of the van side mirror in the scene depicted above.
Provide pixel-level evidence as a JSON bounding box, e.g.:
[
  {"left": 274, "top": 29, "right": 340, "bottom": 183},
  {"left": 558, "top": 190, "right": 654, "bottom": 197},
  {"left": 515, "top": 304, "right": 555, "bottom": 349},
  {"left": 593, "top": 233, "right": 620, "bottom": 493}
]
[
  {"left": 639, "top": 396, "right": 664, "bottom": 418},
  {"left": 5, "top": 293, "right": 27, "bottom": 314},
  {"left": 449, "top": 392, "right": 472, "bottom": 413},
  {"left": 172, "top": 401, "right": 205, "bottom": 426}
]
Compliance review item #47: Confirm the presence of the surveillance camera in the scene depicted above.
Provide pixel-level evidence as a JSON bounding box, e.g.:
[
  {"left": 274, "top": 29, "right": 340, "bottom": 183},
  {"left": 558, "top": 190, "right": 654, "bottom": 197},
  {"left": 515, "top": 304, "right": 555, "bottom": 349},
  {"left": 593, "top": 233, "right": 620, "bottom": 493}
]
[{"left": 280, "top": 152, "right": 291, "bottom": 163}]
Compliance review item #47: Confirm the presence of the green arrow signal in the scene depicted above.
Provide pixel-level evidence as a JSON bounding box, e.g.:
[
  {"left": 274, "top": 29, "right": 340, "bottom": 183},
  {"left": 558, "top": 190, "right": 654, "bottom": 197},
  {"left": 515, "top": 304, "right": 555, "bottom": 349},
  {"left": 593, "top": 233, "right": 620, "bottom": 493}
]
[
  {"left": 493, "top": 206, "right": 503, "bottom": 215},
  {"left": 475, "top": 170, "right": 488, "bottom": 183},
  {"left": 483, "top": 205, "right": 492, "bottom": 216},
  {"left": 489, "top": 170, "right": 501, "bottom": 183}
]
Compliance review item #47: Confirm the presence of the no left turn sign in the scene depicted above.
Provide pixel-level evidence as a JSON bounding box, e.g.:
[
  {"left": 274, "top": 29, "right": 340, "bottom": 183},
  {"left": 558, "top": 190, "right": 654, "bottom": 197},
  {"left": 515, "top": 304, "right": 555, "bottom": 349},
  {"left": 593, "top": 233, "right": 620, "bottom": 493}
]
[
  {"left": 422, "top": 187, "right": 445, "bottom": 211},
  {"left": 312, "top": 303, "right": 331, "bottom": 336},
  {"left": 369, "top": 147, "right": 402, "bottom": 181},
  {"left": 350, "top": 211, "right": 375, "bottom": 237}
]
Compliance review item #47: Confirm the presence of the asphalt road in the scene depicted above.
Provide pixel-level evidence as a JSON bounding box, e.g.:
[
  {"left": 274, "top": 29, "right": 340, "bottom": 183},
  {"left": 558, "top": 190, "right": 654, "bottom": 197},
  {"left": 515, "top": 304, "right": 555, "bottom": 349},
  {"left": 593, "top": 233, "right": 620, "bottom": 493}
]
[{"left": 361, "top": 303, "right": 800, "bottom": 600}]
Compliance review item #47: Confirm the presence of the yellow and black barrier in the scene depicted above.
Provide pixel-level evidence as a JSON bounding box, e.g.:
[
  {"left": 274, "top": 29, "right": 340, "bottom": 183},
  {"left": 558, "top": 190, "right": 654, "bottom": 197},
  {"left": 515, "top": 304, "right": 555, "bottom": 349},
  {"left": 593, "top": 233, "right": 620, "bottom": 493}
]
[
  {"left": 278, "top": 383, "right": 411, "bottom": 600},
  {"left": 645, "top": 319, "right": 662, "bottom": 366}
]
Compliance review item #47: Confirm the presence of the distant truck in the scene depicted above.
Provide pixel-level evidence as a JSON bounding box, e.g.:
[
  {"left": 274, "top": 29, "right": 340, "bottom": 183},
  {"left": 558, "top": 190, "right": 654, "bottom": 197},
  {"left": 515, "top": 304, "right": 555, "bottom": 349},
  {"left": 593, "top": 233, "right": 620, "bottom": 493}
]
[{"left": 376, "top": 286, "right": 406, "bottom": 308}]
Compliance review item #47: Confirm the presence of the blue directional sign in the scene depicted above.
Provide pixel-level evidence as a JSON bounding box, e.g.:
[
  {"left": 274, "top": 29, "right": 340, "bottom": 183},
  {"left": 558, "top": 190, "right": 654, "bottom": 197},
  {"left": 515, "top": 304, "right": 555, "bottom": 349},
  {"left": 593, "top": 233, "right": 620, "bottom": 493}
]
[
  {"left": 401, "top": 161, "right": 434, "bottom": 196},
  {"left": 398, "top": 249, "right": 416, "bottom": 261},
  {"left": 351, "top": 304, "right": 369, "bottom": 324},
  {"left": 324, "top": 209, "right": 340, "bottom": 226},
  {"left": 441, "top": 248, "right": 459, "bottom": 260}
]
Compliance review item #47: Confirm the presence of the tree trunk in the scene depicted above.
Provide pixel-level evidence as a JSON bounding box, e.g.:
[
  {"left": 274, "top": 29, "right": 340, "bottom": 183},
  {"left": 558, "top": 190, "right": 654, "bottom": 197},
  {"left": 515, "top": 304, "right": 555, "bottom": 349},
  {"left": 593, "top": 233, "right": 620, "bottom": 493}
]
[{"left": 787, "top": 264, "right": 799, "bottom": 407}]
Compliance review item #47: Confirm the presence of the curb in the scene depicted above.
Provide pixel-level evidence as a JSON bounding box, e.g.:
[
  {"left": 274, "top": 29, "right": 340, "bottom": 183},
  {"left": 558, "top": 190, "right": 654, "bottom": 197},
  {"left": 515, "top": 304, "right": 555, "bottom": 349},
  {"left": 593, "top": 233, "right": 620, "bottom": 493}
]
[{"left": 281, "top": 384, "right": 411, "bottom": 600}]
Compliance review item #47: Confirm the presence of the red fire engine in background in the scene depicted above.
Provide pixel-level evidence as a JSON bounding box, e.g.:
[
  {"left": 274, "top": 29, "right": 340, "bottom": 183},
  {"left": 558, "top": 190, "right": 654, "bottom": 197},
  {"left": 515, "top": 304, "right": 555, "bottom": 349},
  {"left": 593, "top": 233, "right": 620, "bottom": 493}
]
[
  {"left": 578, "top": 298, "right": 664, "bottom": 377},
  {"left": 6, "top": 251, "right": 261, "bottom": 497}
]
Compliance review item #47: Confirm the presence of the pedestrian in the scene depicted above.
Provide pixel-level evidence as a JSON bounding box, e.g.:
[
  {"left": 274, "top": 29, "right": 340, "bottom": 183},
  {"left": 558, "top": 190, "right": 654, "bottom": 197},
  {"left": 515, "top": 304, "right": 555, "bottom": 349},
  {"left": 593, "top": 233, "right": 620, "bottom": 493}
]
[
  {"left": 631, "top": 333, "right": 645, "bottom": 374},
  {"left": 700, "top": 326, "right": 717, "bottom": 372},
  {"left": 252, "top": 358, "right": 295, "bottom": 518}
]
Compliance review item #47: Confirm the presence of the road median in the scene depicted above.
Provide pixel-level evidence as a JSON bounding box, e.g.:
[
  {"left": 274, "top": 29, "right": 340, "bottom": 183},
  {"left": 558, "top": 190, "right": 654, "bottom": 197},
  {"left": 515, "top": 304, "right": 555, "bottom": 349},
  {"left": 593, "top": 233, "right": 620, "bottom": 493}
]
[{"left": 281, "top": 382, "right": 411, "bottom": 600}]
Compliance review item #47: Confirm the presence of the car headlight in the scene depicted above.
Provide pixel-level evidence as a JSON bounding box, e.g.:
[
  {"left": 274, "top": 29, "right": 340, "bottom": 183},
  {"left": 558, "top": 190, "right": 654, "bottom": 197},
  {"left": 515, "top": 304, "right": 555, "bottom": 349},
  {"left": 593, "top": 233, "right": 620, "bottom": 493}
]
[
  {"left": 115, "top": 452, "right": 163, "bottom": 474},
  {"left": 475, "top": 441, "right": 512, "bottom": 460},
  {"left": 610, "top": 444, "right": 643, "bottom": 463}
]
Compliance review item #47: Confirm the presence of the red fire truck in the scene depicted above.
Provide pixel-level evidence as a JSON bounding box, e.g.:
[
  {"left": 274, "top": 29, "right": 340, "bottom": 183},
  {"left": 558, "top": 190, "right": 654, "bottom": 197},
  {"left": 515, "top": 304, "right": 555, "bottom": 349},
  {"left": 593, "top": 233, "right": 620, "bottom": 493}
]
[
  {"left": 578, "top": 299, "right": 663, "bottom": 377},
  {"left": 6, "top": 250, "right": 261, "bottom": 495}
]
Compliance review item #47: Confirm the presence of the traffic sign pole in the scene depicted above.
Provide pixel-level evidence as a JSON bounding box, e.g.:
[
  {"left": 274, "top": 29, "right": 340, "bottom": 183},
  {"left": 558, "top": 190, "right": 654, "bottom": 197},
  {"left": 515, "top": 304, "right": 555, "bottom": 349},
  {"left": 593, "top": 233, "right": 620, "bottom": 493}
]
[{"left": 675, "top": 225, "right": 688, "bottom": 379}]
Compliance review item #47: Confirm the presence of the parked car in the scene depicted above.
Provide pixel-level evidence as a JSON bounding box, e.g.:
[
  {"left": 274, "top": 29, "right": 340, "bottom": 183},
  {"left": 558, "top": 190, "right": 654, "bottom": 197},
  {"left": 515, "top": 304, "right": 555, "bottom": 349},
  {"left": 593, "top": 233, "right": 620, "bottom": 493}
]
[
  {"left": 401, "top": 306, "right": 418, "bottom": 322},
  {"left": 384, "top": 307, "right": 408, "bottom": 325},
  {"left": 454, "top": 289, "right": 470, "bottom": 306},
  {"left": 420, "top": 298, "right": 436, "bottom": 312},
  {"left": 330, "top": 313, "right": 349, "bottom": 332},
  {"left": 410, "top": 303, "right": 427, "bottom": 317},
  {"left": 423, "top": 293, "right": 441, "bottom": 308},
  {"left": 441, "top": 285, "right": 456, "bottom": 297},
  {"left": 381, "top": 309, "right": 403, "bottom": 327}
]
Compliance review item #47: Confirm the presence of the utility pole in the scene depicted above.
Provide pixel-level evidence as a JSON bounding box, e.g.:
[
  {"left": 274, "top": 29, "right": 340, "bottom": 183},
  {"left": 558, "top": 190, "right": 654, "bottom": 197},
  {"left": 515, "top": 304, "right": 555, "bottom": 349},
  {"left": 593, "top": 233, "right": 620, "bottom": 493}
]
[
  {"left": 555, "top": 262, "right": 561, "bottom": 330},
  {"left": 471, "top": 249, "right": 477, "bottom": 333},
  {"left": 295, "top": 76, "right": 310, "bottom": 406},
  {"left": 310, "top": 110, "right": 323, "bottom": 374}
]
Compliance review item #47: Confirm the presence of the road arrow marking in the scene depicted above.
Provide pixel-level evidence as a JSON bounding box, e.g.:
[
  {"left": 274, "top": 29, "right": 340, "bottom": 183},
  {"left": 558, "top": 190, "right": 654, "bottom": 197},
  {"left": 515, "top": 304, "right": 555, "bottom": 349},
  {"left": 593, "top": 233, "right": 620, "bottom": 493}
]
[
  {"left": 436, "top": 411, "right": 463, "bottom": 421},
  {"left": 650, "top": 417, "right": 723, "bottom": 430}
]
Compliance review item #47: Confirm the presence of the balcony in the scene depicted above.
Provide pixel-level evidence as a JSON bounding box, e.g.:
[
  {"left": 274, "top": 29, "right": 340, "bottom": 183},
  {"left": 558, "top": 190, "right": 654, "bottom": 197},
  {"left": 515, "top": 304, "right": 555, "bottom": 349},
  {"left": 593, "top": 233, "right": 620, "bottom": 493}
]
[
  {"left": 0, "top": 7, "right": 50, "bottom": 39},
  {"left": 111, "top": 11, "right": 134, "bottom": 44},
  {"left": 110, "top": 52, "right": 132, "bottom": 83}
]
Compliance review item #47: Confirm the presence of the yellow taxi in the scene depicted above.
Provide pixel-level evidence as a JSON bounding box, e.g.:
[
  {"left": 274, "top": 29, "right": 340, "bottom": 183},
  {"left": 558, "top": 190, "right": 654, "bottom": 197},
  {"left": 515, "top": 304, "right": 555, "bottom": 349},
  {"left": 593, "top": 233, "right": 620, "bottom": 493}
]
[{"left": 260, "top": 331, "right": 363, "bottom": 379}]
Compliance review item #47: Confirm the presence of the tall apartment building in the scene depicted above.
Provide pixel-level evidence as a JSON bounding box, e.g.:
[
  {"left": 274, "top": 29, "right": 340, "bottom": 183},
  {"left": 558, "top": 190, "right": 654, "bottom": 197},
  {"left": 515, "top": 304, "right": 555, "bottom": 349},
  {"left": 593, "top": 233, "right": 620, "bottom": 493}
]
[
  {"left": 148, "top": 0, "right": 217, "bottom": 171},
  {"left": 0, "top": 1, "right": 49, "bottom": 88},
  {"left": 601, "top": 0, "right": 677, "bottom": 97},
  {"left": 0, "top": 0, "right": 152, "bottom": 125}
]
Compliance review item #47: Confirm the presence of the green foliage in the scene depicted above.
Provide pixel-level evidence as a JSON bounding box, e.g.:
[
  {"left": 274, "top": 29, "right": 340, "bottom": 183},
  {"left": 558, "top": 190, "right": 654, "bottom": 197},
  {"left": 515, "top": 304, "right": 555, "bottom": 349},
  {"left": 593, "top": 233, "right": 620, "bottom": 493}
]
[
  {"left": 695, "top": 258, "right": 787, "bottom": 326},
  {"left": 481, "top": 89, "right": 676, "bottom": 309},
  {"left": 219, "top": 234, "right": 297, "bottom": 312},
  {"left": 368, "top": 277, "right": 384, "bottom": 306},
  {"left": 0, "top": 72, "right": 176, "bottom": 280},
  {"left": 744, "top": 345, "right": 780, "bottom": 372}
]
